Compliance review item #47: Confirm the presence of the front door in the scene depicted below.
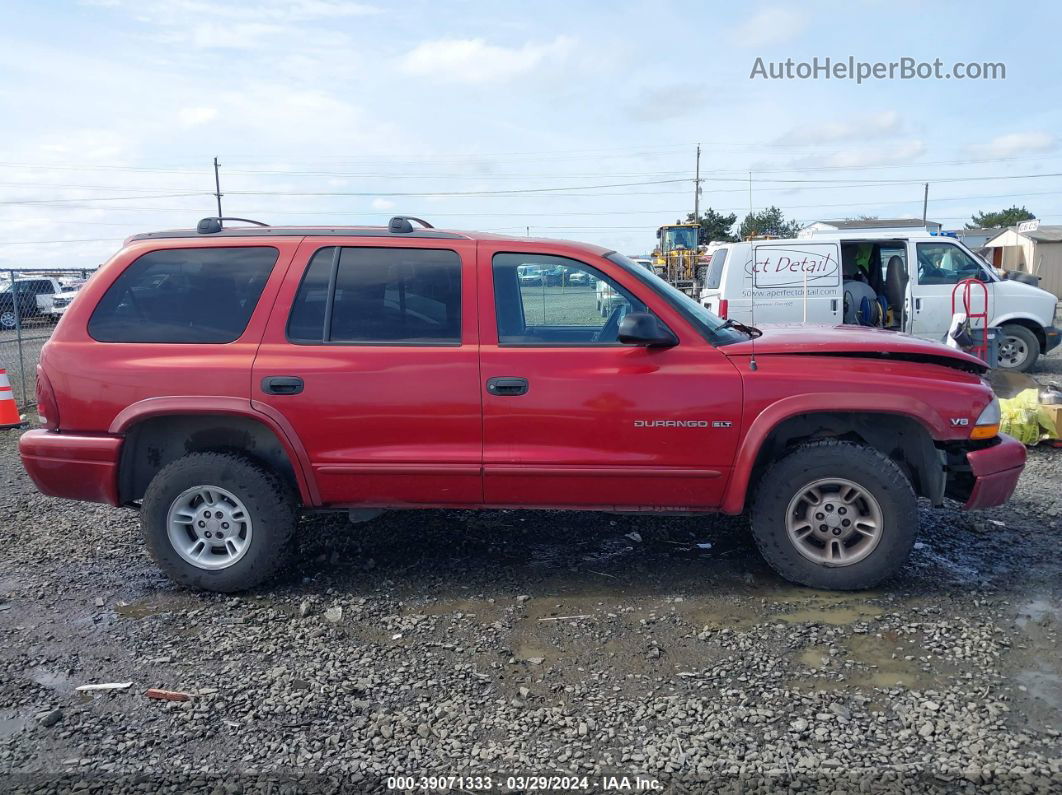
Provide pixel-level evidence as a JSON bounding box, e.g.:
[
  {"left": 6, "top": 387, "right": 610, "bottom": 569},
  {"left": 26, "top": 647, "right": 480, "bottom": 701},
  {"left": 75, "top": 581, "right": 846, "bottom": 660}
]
[
  {"left": 910, "top": 240, "right": 992, "bottom": 342},
  {"left": 253, "top": 238, "right": 482, "bottom": 506},
  {"left": 478, "top": 245, "right": 743, "bottom": 510}
]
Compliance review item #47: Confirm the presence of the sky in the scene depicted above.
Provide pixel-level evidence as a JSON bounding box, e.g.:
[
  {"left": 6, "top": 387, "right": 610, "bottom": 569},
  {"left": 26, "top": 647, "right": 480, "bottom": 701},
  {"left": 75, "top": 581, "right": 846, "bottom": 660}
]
[{"left": 2, "top": 0, "right": 1062, "bottom": 268}]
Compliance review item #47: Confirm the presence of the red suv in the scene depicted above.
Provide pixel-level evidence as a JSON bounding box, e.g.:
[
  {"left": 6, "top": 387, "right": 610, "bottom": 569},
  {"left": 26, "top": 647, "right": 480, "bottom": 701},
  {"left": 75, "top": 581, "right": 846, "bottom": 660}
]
[{"left": 20, "top": 217, "right": 1025, "bottom": 592}]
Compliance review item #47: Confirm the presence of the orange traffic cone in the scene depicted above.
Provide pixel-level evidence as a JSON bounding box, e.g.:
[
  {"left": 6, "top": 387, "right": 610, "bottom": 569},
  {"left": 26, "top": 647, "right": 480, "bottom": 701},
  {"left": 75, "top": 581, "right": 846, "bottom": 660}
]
[{"left": 0, "top": 370, "right": 24, "bottom": 429}]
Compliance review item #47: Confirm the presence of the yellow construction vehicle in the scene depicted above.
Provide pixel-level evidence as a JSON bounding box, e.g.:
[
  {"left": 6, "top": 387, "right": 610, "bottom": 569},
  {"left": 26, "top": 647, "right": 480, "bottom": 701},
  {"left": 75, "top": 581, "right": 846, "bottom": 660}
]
[{"left": 653, "top": 223, "right": 700, "bottom": 294}]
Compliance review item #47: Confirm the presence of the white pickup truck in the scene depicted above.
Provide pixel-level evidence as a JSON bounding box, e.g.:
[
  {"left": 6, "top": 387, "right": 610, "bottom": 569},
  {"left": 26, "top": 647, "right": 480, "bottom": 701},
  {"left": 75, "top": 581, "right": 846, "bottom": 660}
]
[{"left": 0, "top": 277, "right": 80, "bottom": 330}]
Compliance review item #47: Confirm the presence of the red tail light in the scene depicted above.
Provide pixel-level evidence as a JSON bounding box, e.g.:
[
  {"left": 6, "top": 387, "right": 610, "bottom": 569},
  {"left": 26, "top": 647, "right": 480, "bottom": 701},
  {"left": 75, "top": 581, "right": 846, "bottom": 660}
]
[
  {"left": 35, "top": 366, "right": 59, "bottom": 430},
  {"left": 717, "top": 299, "right": 729, "bottom": 319}
]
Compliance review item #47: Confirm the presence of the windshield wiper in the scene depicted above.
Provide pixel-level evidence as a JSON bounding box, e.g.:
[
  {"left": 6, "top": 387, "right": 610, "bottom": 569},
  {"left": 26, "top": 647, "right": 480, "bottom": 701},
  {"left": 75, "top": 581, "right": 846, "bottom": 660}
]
[{"left": 720, "top": 318, "right": 762, "bottom": 338}]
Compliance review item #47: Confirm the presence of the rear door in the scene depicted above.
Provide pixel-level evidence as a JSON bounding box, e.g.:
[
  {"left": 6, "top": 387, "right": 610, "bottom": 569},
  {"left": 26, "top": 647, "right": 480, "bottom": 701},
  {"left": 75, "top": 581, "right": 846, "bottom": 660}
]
[
  {"left": 252, "top": 238, "right": 482, "bottom": 507},
  {"left": 478, "top": 244, "right": 743, "bottom": 510}
]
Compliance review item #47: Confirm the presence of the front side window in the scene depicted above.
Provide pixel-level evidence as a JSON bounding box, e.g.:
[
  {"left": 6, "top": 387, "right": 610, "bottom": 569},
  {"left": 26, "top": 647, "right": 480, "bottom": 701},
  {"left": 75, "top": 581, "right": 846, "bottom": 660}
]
[
  {"left": 493, "top": 253, "right": 647, "bottom": 345},
  {"left": 916, "top": 242, "right": 987, "bottom": 285},
  {"left": 288, "top": 247, "right": 462, "bottom": 344},
  {"left": 88, "top": 247, "right": 278, "bottom": 343}
]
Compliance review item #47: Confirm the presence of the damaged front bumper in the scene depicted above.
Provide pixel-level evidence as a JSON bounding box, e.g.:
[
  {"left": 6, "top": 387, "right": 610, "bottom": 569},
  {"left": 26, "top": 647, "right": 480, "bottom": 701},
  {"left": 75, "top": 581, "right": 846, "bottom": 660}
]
[{"left": 945, "top": 433, "right": 1027, "bottom": 510}]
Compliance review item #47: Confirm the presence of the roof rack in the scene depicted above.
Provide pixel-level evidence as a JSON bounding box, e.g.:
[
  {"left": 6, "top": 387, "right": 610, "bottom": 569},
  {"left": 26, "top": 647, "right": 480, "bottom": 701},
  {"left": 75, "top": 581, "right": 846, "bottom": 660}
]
[
  {"left": 388, "top": 216, "right": 434, "bottom": 233},
  {"left": 197, "top": 217, "right": 270, "bottom": 234}
]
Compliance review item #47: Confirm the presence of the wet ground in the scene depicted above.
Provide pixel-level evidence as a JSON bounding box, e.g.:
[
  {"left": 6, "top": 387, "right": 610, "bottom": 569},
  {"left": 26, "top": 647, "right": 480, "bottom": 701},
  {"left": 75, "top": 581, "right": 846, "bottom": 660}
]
[{"left": 0, "top": 353, "right": 1060, "bottom": 793}]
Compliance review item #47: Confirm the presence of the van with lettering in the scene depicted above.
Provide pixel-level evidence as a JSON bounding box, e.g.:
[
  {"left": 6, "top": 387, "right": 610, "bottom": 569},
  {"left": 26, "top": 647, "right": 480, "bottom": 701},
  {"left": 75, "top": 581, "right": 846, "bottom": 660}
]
[{"left": 697, "top": 231, "right": 1059, "bottom": 372}]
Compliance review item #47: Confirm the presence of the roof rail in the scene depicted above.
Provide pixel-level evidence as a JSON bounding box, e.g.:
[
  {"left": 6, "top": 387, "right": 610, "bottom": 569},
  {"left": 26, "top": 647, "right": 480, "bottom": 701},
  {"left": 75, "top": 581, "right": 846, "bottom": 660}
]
[
  {"left": 388, "top": 216, "right": 434, "bottom": 233},
  {"left": 197, "top": 217, "right": 270, "bottom": 234}
]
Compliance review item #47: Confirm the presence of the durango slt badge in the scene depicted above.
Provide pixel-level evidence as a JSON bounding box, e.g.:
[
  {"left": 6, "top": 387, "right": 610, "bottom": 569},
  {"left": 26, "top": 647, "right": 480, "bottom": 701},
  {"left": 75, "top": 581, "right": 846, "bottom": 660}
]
[{"left": 634, "top": 420, "right": 711, "bottom": 428}]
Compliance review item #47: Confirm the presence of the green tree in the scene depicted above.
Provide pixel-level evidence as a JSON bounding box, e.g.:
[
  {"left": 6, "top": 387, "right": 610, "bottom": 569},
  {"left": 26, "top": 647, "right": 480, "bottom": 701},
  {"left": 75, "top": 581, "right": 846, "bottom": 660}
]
[
  {"left": 680, "top": 209, "right": 738, "bottom": 244},
  {"left": 738, "top": 206, "right": 802, "bottom": 239},
  {"left": 967, "top": 206, "right": 1035, "bottom": 229}
]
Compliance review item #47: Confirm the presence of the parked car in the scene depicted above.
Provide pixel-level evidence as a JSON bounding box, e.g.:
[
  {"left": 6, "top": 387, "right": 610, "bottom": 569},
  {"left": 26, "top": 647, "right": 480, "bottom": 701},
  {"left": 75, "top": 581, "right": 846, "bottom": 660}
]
[
  {"left": 697, "top": 232, "right": 1059, "bottom": 372},
  {"left": 21, "top": 217, "right": 1025, "bottom": 593},
  {"left": 517, "top": 265, "right": 544, "bottom": 286},
  {"left": 49, "top": 286, "right": 82, "bottom": 319},
  {"left": 0, "top": 277, "right": 67, "bottom": 329}
]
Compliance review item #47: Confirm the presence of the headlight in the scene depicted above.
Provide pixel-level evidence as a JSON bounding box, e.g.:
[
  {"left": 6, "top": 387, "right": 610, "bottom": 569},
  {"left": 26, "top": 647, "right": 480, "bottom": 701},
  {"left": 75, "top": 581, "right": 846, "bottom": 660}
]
[{"left": 970, "top": 397, "right": 1000, "bottom": 440}]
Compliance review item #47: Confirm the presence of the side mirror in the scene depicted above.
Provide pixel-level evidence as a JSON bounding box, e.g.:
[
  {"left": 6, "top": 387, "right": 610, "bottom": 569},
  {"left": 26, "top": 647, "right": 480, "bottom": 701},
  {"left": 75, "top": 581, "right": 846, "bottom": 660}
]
[{"left": 618, "top": 312, "right": 678, "bottom": 348}]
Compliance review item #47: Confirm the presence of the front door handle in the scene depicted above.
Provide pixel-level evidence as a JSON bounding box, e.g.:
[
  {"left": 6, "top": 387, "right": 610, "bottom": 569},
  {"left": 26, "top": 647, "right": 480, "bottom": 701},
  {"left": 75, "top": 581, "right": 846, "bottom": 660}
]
[
  {"left": 261, "top": 376, "right": 304, "bottom": 396},
  {"left": 486, "top": 377, "right": 529, "bottom": 396}
]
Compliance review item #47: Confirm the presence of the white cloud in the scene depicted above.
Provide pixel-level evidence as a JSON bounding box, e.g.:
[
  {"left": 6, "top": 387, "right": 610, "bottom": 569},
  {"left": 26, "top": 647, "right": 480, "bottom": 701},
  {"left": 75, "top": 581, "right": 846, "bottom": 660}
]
[
  {"left": 400, "top": 36, "right": 576, "bottom": 84},
  {"left": 82, "top": 0, "right": 380, "bottom": 22},
  {"left": 967, "top": 131, "right": 1056, "bottom": 158},
  {"left": 371, "top": 198, "right": 396, "bottom": 210},
  {"left": 791, "top": 140, "right": 927, "bottom": 169},
  {"left": 626, "top": 84, "right": 710, "bottom": 122},
  {"left": 177, "top": 106, "right": 218, "bottom": 127},
  {"left": 731, "top": 7, "right": 810, "bottom": 47},
  {"left": 778, "top": 111, "right": 904, "bottom": 145}
]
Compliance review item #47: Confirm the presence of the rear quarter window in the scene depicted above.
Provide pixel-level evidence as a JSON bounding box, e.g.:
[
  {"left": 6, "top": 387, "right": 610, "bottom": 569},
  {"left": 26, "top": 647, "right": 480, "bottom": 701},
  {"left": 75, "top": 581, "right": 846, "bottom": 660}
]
[
  {"left": 87, "top": 246, "right": 278, "bottom": 343},
  {"left": 703, "top": 248, "right": 728, "bottom": 289}
]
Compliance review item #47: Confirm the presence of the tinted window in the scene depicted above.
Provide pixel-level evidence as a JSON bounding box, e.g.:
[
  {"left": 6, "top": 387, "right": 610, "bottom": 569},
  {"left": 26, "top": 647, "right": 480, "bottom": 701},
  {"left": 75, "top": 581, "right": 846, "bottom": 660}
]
[
  {"left": 703, "top": 248, "right": 727, "bottom": 289},
  {"left": 288, "top": 247, "right": 461, "bottom": 344},
  {"left": 88, "top": 247, "right": 278, "bottom": 343},
  {"left": 493, "top": 253, "right": 647, "bottom": 345}
]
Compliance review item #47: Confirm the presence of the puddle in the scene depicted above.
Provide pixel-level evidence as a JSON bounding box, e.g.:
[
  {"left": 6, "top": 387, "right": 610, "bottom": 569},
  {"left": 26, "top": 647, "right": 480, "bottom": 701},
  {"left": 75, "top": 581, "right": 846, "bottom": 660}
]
[
  {"left": 796, "top": 646, "right": 831, "bottom": 669},
  {"left": 1014, "top": 669, "right": 1062, "bottom": 712},
  {"left": 777, "top": 605, "right": 883, "bottom": 625},
  {"left": 28, "top": 668, "right": 77, "bottom": 691},
  {"left": 788, "top": 633, "right": 941, "bottom": 691},
  {"left": 844, "top": 634, "right": 940, "bottom": 689},
  {"left": 114, "top": 600, "right": 168, "bottom": 620},
  {"left": 1015, "top": 598, "right": 1059, "bottom": 630},
  {"left": 0, "top": 712, "right": 29, "bottom": 739}
]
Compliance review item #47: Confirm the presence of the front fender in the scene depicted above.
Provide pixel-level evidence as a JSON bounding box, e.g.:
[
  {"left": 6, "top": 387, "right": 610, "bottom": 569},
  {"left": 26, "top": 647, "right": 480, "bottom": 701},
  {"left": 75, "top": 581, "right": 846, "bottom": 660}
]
[{"left": 720, "top": 393, "right": 945, "bottom": 515}]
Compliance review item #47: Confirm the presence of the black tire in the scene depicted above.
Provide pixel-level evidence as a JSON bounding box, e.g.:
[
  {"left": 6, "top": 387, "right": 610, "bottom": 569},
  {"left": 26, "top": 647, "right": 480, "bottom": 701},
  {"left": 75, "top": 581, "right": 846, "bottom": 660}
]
[
  {"left": 997, "top": 324, "right": 1040, "bottom": 372},
  {"left": 141, "top": 452, "right": 297, "bottom": 592},
  {"left": 750, "top": 440, "right": 917, "bottom": 590}
]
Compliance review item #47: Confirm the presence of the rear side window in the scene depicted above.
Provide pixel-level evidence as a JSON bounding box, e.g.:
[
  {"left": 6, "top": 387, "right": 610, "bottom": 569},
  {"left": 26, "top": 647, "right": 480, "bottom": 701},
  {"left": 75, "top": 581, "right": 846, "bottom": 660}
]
[
  {"left": 703, "top": 248, "right": 727, "bottom": 289},
  {"left": 88, "top": 247, "right": 278, "bottom": 343},
  {"left": 287, "top": 247, "right": 461, "bottom": 344}
]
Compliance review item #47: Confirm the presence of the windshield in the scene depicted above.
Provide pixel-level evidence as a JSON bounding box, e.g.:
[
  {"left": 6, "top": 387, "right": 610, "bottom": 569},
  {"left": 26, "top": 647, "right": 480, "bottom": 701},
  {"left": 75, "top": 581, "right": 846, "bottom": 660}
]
[
  {"left": 605, "top": 252, "right": 749, "bottom": 345},
  {"left": 664, "top": 227, "right": 697, "bottom": 250}
]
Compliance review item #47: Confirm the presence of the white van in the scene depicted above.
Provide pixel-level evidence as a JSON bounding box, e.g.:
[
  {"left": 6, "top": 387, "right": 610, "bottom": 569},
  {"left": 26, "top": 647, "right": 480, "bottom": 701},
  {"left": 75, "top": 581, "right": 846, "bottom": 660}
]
[{"left": 697, "top": 231, "right": 1060, "bottom": 371}]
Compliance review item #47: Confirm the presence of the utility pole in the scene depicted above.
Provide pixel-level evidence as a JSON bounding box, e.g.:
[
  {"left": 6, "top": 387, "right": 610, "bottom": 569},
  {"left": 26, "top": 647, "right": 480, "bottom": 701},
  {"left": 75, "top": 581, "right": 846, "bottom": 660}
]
[
  {"left": 213, "top": 156, "right": 223, "bottom": 219},
  {"left": 748, "top": 171, "right": 753, "bottom": 214},
  {"left": 922, "top": 182, "right": 929, "bottom": 223},
  {"left": 693, "top": 143, "right": 701, "bottom": 222}
]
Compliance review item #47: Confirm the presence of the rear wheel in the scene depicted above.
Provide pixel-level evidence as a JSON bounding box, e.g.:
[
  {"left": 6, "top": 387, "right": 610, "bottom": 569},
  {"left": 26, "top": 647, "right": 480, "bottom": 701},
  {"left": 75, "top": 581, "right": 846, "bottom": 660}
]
[
  {"left": 750, "top": 440, "right": 917, "bottom": 590},
  {"left": 997, "top": 324, "right": 1039, "bottom": 372},
  {"left": 141, "top": 452, "right": 297, "bottom": 592},
  {"left": 0, "top": 311, "right": 16, "bottom": 330}
]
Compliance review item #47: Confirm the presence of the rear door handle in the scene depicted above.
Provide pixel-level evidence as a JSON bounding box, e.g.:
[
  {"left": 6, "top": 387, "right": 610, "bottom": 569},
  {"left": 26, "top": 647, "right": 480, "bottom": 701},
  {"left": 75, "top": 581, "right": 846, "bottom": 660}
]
[
  {"left": 486, "top": 377, "right": 528, "bottom": 396},
  {"left": 261, "top": 376, "right": 304, "bottom": 396}
]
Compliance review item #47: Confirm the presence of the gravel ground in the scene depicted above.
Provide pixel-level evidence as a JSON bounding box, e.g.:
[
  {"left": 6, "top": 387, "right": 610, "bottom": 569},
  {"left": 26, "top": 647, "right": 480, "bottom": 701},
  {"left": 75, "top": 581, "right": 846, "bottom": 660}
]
[{"left": 1, "top": 354, "right": 1060, "bottom": 793}]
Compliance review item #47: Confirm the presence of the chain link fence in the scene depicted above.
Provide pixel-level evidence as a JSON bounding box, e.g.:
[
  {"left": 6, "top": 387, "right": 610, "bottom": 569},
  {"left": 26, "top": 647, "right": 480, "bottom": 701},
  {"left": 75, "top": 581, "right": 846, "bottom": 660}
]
[{"left": 0, "top": 268, "right": 95, "bottom": 411}]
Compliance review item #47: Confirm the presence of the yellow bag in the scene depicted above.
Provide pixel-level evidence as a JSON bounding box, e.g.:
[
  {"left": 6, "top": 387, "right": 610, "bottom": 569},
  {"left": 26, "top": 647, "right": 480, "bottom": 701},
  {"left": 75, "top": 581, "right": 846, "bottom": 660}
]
[{"left": 999, "top": 389, "right": 1057, "bottom": 445}]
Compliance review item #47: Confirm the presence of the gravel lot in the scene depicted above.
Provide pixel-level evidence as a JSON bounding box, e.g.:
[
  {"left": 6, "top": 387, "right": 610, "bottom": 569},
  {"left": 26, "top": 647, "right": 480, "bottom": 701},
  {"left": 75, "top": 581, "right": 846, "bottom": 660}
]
[{"left": 1, "top": 353, "right": 1060, "bottom": 793}]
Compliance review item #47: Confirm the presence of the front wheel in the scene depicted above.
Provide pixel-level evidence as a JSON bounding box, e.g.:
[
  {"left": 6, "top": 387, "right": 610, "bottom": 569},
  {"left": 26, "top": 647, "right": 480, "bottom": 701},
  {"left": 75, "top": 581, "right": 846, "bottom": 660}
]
[
  {"left": 750, "top": 440, "right": 917, "bottom": 590},
  {"left": 997, "top": 324, "right": 1040, "bottom": 372},
  {"left": 0, "top": 310, "right": 17, "bottom": 330},
  {"left": 141, "top": 452, "right": 297, "bottom": 592}
]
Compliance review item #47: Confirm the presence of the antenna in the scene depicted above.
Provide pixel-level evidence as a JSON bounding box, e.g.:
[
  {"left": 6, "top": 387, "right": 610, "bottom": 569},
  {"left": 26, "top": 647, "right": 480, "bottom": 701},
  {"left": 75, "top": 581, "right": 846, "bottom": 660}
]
[{"left": 213, "top": 156, "right": 223, "bottom": 221}]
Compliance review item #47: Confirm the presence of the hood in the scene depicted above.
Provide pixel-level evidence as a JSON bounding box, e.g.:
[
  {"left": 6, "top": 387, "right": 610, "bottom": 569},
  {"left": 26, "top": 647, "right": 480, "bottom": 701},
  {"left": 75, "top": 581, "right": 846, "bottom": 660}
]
[{"left": 720, "top": 323, "right": 987, "bottom": 373}]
